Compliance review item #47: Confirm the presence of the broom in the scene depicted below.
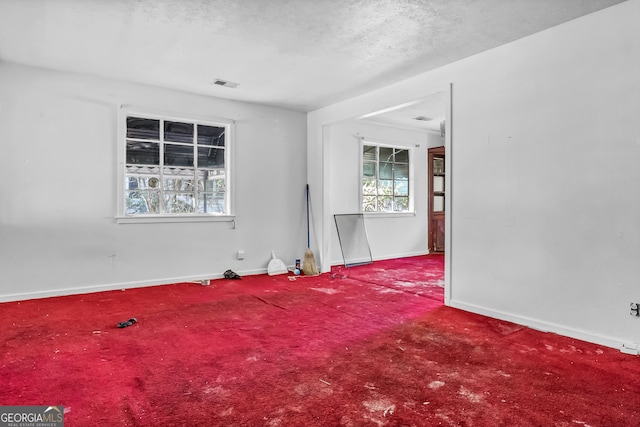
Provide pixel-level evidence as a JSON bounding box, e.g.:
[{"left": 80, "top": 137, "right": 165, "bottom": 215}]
[{"left": 303, "top": 184, "right": 319, "bottom": 276}]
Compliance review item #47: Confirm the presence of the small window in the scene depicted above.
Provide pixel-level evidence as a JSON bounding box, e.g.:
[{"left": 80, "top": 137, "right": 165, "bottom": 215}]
[
  {"left": 119, "top": 110, "right": 232, "bottom": 219},
  {"left": 362, "top": 142, "right": 412, "bottom": 213}
]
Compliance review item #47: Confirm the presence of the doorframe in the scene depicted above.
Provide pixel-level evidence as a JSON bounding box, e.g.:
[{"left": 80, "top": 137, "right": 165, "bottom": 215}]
[
  {"left": 427, "top": 145, "right": 445, "bottom": 254},
  {"left": 444, "top": 82, "right": 453, "bottom": 305}
]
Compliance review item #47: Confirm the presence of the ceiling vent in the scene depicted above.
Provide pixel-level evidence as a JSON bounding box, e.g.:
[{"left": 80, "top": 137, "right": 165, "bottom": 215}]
[
  {"left": 413, "top": 116, "right": 433, "bottom": 122},
  {"left": 212, "top": 79, "right": 238, "bottom": 88}
]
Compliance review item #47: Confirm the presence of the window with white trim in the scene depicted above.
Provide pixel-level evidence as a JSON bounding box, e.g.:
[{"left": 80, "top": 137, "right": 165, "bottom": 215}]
[
  {"left": 119, "top": 111, "right": 232, "bottom": 218},
  {"left": 362, "top": 142, "right": 412, "bottom": 213}
]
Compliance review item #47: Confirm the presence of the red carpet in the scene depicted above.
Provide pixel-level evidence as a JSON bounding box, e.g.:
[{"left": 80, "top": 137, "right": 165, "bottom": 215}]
[{"left": 1, "top": 255, "right": 639, "bottom": 426}]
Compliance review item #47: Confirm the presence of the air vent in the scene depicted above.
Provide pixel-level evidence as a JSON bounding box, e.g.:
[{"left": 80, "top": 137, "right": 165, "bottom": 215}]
[
  {"left": 413, "top": 116, "right": 433, "bottom": 122},
  {"left": 212, "top": 79, "right": 238, "bottom": 88}
]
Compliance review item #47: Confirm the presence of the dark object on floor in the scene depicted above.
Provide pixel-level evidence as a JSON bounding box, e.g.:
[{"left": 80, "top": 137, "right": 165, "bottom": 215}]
[
  {"left": 117, "top": 317, "right": 137, "bottom": 328},
  {"left": 224, "top": 269, "right": 241, "bottom": 280}
]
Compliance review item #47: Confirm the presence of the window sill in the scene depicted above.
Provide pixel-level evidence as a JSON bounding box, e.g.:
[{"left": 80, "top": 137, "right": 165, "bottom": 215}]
[
  {"left": 363, "top": 211, "right": 416, "bottom": 219},
  {"left": 116, "top": 214, "right": 235, "bottom": 224}
]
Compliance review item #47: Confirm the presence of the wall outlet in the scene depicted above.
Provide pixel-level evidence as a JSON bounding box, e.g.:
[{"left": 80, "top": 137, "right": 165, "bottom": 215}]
[
  {"left": 237, "top": 250, "right": 245, "bottom": 260},
  {"left": 630, "top": 302, "right": 640, "bottom": 317}
]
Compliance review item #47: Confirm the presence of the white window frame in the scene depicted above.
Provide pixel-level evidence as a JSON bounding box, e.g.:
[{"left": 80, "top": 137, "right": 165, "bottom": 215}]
[
  {"left": 360, "top": 138, "right": 415, "bottom": 216},
  {"left": 116, "top": 106, "right": 235, "bottom": 224}
]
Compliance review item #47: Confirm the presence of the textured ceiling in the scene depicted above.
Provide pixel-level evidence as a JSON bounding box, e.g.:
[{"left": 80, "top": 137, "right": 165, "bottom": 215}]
[{"left": 0, "top": 0, "right": 626, "bottom": 112}]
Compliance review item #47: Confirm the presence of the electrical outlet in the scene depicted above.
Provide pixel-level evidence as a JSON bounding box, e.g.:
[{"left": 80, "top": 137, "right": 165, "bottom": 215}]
[
  {"left": 237, "top": 250, "right": 245, "bottom": 260},
  {"left": 630, "top": 302, "right": 640, "bottom": 317}
]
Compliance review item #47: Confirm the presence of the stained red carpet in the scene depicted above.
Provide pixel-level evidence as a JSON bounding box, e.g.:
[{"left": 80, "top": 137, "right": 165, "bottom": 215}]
[{"left": 1, "top": 255, "right": 639, "bottom": 426}]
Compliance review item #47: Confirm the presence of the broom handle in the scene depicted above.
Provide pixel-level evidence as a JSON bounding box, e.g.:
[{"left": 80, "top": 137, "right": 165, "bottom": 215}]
[{"left": 306, "top": 184, "right": 310, "bottom": 248}]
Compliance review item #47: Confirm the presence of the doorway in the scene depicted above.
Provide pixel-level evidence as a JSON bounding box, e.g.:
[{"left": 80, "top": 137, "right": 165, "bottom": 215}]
[
  {"left": 428, "top": 145, "right": 445, "bottom": 253},
  {"left": 317, "top": 83, "right": 452, "bottom": 303}
]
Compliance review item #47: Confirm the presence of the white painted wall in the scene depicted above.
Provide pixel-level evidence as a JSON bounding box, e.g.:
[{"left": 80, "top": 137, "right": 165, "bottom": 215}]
[
  {"left": 0, "top": 63, "right": 307, "bottom": 301},
  {"left": 309, "top": 0, "right": 640, "bottom": 350},
  {"left": 325, "top": 120, "right": 443, "bottom": 265}
]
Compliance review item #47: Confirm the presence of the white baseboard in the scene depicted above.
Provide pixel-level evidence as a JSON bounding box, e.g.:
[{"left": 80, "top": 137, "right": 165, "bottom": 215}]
[
  {"left": 0, "top": 267, "right": 268, "bottom": 303},
  {"left": 328, "top": 250, "right": 430, "bottom": 268},
  {"left": 448, "top": 299, "right": 632, "bottom": 353},
  {"left": 373, "top": 250, "right": 431, "bottom": 261}
]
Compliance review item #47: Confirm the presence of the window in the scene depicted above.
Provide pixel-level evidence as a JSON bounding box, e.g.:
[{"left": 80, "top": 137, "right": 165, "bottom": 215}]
[
  {"left": 119, "top": 109, "right": 233, "bottom": 220},
  {"left": 362, "top": 142, "right": 411, "bottom": 213}
]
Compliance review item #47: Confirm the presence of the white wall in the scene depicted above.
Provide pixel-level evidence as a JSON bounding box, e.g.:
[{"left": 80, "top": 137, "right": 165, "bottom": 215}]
[
  {"left": 309, "top": 0, "right": 640, "bottom": 350},
  {"left": 0, "top": 62, "right": 307, "bottom": 301},
  {"left": 325, "top": 120, "right": 443, "bottom": 265}
]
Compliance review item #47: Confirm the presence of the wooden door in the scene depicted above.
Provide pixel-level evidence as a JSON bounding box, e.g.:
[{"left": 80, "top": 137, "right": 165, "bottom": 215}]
[{"left": 428, "top": 146, "right": 445, "bottom": 253}]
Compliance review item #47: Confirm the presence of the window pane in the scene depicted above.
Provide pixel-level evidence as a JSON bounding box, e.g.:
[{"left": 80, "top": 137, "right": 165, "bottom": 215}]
[
  {"left": 164, "top": 193, "right": 195, "bottom": 214},
  {"left": 378, "top": 179, "right": 393, "bottom": 195},
  {"left": 363, "top": 145, "right": 376, "bottom": 162},
  {"left": 125, "top": 191, "right": 160, "bottom": 214},
  {"left": 378, "top": 196, "right": 392, "bottom": 211},
  {"left": 163, "top": 167, "right": 194, "bottom": 190},
  {"left": 163, "top": 177, "right": 193, "bottom": 191},
  {"left": 433, "top": 157, "right": 444, "bottom": 174},
  {"left": 394, "top": 197, "right": 409, "bottom": 212},
  {"left": 197, "top": 169, "right": 226, "bottom": 192},
  {"left": 394, "top": 163, "right": 409, "bottom": 180},
  {"left": 164, "top": 121, "right": 193, "bottom": 143},
  {"left": 198, "top": 146, "right": 224, "bottom": 168},
  {"left": 127, "top": 141, "right": 159, "bottom": 165},
  {"left": 362, "top": 177, "right": 376, "bottom": 195},
  {"left": 198, "top": 192, "right": 225, "bottom": 214},
  {"left": 362, "top": 196, "right": 377, "bottom": 212},
  {"left": 394, "top": 149, "right": 408, "bottom": 163},
  {"left": 126, "top": 175, "right": 160, "bottom": 190},
  {"left": 379, "top": 147, "right": 393, "bottom": 161},
  {"left": 164, "top": 144, "right": 194, "bottom": 167},
  {"left": 379, "top": 162, "right": 393, "bottom": 179},
  {"left": 433, "top": 195, "right": 444, "bottom": 212},
  {"left": 127, "top": 117, "right": 159, "bottom": 140},
  {"left": 363, "top": 162, "right": 376, "bottom": 178},
  {"left": 394, "top": 181, "right": 408, "bottom": 196},
  {"left": 434, "top": 176, "right": 444, "bottom": 192},
  {"left": 198, "top": 125, "right": 225, "bottom": 147}
]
